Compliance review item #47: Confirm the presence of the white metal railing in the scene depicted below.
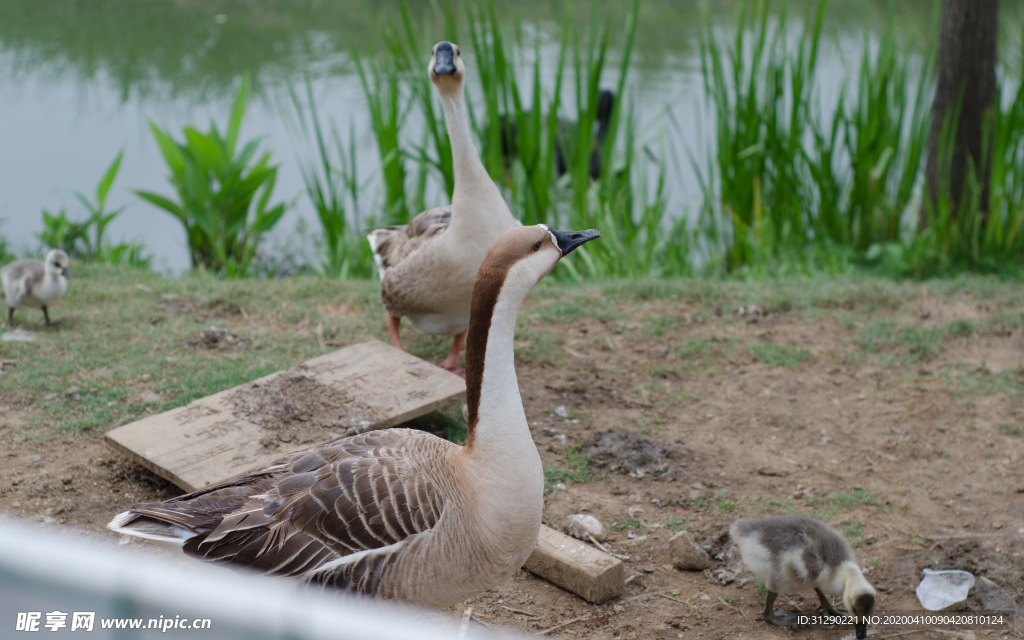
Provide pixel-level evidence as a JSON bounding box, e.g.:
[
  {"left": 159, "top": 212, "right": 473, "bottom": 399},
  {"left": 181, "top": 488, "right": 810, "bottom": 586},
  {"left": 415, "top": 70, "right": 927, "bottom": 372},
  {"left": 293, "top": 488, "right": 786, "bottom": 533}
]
[{"left": 0, "top": 517, "right": 525, "bottom": 639}]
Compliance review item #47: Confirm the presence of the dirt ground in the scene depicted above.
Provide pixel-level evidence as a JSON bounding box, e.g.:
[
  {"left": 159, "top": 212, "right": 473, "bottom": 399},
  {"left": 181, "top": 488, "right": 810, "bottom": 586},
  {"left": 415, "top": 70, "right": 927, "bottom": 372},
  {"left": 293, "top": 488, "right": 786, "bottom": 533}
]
[{"left": 1, "top": 282, "right": 1023, "bottom": 640}]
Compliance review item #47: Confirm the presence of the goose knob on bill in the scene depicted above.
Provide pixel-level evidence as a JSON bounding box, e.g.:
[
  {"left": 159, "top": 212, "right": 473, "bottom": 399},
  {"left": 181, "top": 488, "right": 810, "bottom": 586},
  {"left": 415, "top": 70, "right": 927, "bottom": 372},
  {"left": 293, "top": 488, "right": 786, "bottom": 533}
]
[
  {"left": 1, "top": 249, "right": 71, "bottom": 327},
  {"left": 109, "top": 225, "right": 601, "bottom": 609},
  {"left": 730, "top": 515, "right": 877, "bottom": 639},
  {"left": 367, "top": 41, "right": 521, "bottom": 377}
]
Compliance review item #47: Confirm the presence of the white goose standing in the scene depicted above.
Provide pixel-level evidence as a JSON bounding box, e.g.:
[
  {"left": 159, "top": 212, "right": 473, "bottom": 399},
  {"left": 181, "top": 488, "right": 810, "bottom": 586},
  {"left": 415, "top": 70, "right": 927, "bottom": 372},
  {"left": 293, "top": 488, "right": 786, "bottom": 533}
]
[
  {"left": 368, "top": 41, "right": 519, "bottom": 375},
  {"left": 109, "top": 225, "right": 600, "bottom": 609}
]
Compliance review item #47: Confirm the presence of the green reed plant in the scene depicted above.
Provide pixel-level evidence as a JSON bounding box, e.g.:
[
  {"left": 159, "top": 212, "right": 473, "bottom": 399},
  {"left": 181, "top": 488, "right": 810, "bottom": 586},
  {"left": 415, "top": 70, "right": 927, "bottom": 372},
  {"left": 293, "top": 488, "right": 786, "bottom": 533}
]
[
  {"left": 0, "top": 219, "right": 14, "bottom": 263},
  {"left": 840, "top": 21, "right": 931, "bottom": 254},
  {"left": 354, "top": 48, "right": 410, "bottom": 224},
  {"left": 137, "top": 76, "right": 286, "bottom": 277},
  {"left": 908, "top": 77, "right": 1024, "bottom": 275},
  {"left": 468, "top": 5, "right": 567, "bottom": 226},
  {"left": 698, "top": 0, "right": 826, "bottom": 273},
  {"left": 286, "top": 79, "right": 376, "bottom": 279},
  {"left": 391, "top": 0, "right": 456, "bottom": 202}
]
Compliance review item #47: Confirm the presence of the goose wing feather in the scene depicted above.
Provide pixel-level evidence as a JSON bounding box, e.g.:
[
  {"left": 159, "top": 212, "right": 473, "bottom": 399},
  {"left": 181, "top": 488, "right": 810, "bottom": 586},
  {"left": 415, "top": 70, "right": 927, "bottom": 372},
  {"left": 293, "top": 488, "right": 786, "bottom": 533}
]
[
  {"left": 368, "top": 205, "right": 452, "bottom": 278},
  {"left": 1, "top": 259, "right": 43, "bottom": 303},
  {"left": 121, "top": 429, "right": 451, "bottom": 580}
]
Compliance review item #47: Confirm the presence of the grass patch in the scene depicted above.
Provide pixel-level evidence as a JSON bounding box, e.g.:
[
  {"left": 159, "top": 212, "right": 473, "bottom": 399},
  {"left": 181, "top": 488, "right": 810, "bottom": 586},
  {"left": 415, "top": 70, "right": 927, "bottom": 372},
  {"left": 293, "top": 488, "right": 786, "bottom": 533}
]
[
  {"left": 998, "top": 423, "right": 1021, "bottom": 436},
  {"left": 943, "top": 363, "right": 1024, "bottom": 397},
  {"left": 662, "top": 515, "right": 690, "bottom": 532},
  {"left": 0, "top": 264, "right": 386, "bottom": 435},
  {"left": 513, "top": 324, "right": 565, "bottom": 366},
  {"left": 747, "top": 342, "right": 814, "bottom": 370},
  {"left": 609, "top": 517, "right": 643, "bottom": 531},
  {"left": 857, "top": 319, "right": 981, "bottom": 367},
  {"left": 808, "top": 489, "right": 881, "bottom": 520},
  {"left": 750, "top": 496, "right": 795, "bottom": 514},
  {"left": 839, "top": 518, "right": 866, "bottom": 547},
  {"left": 713, "top": 490, "right": 738, "bottom": 514},
  {"left": 408, "top": 407, "right": 468, "bottom": 446},
  {"left": 543, "top": 448, "right": 593, "bottom": 493}
]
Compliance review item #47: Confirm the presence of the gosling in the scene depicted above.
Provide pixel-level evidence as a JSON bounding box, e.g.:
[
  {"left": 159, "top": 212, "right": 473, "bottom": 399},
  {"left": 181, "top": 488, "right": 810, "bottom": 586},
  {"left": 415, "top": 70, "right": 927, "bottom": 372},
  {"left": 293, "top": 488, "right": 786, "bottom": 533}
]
[
  {"left": 730, "top": 515, "right": 876, "bottom": 639},
  {"left": 1, "top": 249, "right": 71, "bottom": 327}
]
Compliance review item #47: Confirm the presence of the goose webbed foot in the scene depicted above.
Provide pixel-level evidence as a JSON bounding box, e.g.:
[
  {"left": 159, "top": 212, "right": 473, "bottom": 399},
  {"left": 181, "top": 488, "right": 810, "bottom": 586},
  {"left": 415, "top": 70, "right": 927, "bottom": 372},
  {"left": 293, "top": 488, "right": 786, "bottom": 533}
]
[
  {"left": 385, "top": 313, "right": 403, "bottom": 351},
  {"left": 761, "top": 591, "right": 799, "bottom": 627},
  {"left": 766, "top": 610, "right": 800, "bottom": 626},
  {"left": 815, "top": 588, "right": 849, "bottom": 618},
  {"left": 441, "top": 331, "right": 466, "bottom": 378}
]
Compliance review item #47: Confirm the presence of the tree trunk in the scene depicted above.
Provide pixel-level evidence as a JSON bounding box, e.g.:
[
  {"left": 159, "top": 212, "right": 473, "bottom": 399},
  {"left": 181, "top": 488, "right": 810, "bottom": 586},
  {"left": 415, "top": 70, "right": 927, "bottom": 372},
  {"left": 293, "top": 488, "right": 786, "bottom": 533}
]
[{"left": 923, "top": 0, "right": 998, "bottom": 226}]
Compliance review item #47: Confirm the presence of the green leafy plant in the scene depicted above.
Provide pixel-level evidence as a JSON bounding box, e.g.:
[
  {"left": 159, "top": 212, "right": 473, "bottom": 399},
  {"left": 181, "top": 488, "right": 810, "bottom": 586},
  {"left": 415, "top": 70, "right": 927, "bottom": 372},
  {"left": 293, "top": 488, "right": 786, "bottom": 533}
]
[
  {"left": 36, "top": 209, "right": 90, "bottom": 257},
  {"left": 35, "top": 152, "right": 151, "bottom": 268},
  {"left": 136, "top": 76, "right": 286, "bottom": 277}
]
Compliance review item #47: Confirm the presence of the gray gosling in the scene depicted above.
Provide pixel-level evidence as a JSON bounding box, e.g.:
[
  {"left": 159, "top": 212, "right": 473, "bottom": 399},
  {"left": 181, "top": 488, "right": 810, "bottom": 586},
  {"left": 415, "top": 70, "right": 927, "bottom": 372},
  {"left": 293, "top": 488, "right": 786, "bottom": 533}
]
[
  {"left": 1, "top": 249, "right": 71, "bottom": 327},
  {"left": 730, "top": 515, "right": 876, "bottom": 639}
]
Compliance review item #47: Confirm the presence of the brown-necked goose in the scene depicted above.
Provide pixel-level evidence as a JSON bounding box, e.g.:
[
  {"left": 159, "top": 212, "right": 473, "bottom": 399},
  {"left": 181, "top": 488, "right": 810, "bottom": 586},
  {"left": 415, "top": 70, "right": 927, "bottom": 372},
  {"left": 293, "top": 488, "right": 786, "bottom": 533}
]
[
  {"left": 368, "top": 41, "right": 520, "bottom": 376},
  {"left": 109, "top": 225, "right": 600, "bottom": 609},
  {"left": 1, "top": 249, "right": 71, "bottom": 327},
  {"left": 730, "top": 515, "right": 876, "bottom": 639}
]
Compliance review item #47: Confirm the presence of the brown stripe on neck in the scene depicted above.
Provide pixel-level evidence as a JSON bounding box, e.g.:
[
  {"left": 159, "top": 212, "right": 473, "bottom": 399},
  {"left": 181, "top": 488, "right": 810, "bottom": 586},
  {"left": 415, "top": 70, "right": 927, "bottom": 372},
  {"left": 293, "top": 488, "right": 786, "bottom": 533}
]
[{"left": 462, "top": 241, "right": 525, "bottom": 450}]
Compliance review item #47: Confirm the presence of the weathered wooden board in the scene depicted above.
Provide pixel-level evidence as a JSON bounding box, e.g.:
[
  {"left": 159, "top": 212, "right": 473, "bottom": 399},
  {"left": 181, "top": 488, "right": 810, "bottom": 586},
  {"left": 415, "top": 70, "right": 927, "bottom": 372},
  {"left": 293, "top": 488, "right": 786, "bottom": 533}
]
[
  {"left": 524, "top": 525, "right": 625, "bottom": 604},
  {"left": 105, "top": 340, "right": 466, "bottom": 492}
]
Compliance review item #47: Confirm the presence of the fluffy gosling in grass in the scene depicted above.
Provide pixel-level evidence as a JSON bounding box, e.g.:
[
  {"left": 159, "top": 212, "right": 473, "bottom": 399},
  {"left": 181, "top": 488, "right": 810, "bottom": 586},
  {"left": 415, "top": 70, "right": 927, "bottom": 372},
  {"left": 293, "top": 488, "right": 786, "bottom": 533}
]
[
  {"left": 1, "top": 249, "right": 71, "bottom": 327},
  {"left": 730, "top": 515, "right": 876, "bottom": 639}
]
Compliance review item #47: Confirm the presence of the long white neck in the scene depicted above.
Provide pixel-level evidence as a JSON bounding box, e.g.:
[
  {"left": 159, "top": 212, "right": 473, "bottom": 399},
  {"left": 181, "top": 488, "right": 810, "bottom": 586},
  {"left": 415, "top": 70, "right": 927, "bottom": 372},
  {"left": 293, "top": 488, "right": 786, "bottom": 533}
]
[
  {"left": 461, "top": 261, "right": 545, "bottom": 509},
  {"left": 436, "top": 84, "right": 513, "bottom": 238}
]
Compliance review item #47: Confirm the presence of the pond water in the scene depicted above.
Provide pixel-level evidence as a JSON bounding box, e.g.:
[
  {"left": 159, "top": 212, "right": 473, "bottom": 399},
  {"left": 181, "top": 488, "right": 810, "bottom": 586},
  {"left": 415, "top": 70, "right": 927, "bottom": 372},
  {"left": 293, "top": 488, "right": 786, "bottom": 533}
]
[{"left": 0, "top": 0, "right": 1015, "bottom": 272}]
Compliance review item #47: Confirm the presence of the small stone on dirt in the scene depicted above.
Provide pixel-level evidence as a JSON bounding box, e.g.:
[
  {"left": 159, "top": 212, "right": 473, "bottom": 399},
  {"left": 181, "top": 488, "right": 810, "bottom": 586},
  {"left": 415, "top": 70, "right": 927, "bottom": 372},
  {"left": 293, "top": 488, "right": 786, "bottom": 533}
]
[
  {"left": 554, "top": 405, "right": 569, "bottom": 418},
  {"left": 566, "top": 514, "right": 607, "bottom": 542},
  {"left": 757, "top": 466, "right": 789, "bottom": 477},
  {"left": 670, "top": 531, "right": 711, "bottom": 571}
]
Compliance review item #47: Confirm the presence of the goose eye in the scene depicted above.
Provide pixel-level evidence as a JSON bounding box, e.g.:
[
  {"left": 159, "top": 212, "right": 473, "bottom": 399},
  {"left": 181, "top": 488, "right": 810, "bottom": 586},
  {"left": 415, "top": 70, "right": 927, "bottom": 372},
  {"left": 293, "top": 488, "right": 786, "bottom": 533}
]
[{"left": 532, "top": 241, "right": 541, "bottom": 252}]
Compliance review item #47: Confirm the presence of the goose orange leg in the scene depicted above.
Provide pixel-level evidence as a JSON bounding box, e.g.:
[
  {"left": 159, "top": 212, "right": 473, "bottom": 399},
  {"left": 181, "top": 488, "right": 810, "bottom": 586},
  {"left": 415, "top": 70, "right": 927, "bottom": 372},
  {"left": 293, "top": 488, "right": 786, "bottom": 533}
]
[
  {"left": 385, "top": 313, "right": 403, "bottom": 351},
  {"left": 441, "top": 331, "right": 466, "bottom": 378}
]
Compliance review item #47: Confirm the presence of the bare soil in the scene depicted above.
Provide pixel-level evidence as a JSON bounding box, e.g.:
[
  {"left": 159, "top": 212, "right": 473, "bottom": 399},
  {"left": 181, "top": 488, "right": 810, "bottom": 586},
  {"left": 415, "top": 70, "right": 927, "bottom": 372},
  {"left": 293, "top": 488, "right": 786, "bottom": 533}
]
[
  {"left": 226, "top": 371, "right": 386, "bottom": 450},
  {"left": 1, "top": 287, "right": 1023, "bottom": 640}
]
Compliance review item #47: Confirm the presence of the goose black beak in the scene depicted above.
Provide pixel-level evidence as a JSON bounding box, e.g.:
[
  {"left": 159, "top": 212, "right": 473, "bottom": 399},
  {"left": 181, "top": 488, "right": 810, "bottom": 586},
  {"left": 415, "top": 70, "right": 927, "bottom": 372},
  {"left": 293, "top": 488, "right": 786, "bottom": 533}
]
[
  {"left": 433, "top": 42, "right": 457, "bottom": 76},
  {"left": 61, "top": 268, "right": 71, "bottom": 279},
  {"left": 855, "top": 621, "right": 867, "bottom": 639},
  {"left": 551, "top": 229, "right": 602, "bottom": 257}
]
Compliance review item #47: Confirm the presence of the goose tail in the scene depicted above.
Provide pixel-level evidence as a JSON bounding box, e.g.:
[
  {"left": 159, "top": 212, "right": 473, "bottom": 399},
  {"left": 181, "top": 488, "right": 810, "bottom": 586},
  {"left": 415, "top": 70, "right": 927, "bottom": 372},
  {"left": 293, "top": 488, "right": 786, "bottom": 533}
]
[
  {"left": 366, "top": 228, "right": 394, "bottom": 281},
  {"left": 108, "top": 510, "right": 193, "bottom": 550}
]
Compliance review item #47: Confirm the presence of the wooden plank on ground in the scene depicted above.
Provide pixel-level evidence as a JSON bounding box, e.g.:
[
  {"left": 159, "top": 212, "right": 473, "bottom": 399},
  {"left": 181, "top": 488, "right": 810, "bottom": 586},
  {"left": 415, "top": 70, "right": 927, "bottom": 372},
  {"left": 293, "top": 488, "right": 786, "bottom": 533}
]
[
  {"left": 524, "top": 525, "right": 625, "bottom": 604},
  {"left": 104, "top": 340, "right": 466, "bottom": 492}
]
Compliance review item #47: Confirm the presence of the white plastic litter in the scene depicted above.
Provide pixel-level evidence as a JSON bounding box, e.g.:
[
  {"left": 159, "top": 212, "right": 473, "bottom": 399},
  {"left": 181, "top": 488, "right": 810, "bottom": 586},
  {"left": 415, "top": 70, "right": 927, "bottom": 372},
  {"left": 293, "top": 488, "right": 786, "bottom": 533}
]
[
  {"left": 1, "top": 329, "right": 37, "bottom": 343},
  {"left": 916, "top": 569, "right": 975, "bottom": 611}
]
